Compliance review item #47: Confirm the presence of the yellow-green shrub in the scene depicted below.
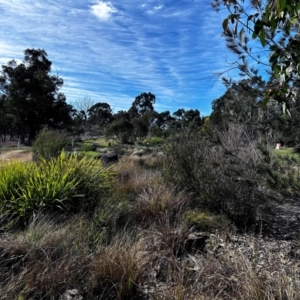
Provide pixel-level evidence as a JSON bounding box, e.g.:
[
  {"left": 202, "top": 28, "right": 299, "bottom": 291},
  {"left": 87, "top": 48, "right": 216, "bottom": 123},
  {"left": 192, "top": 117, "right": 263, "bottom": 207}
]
[{"left": 0, "top": 152, "right": 115, "bottom": 227}]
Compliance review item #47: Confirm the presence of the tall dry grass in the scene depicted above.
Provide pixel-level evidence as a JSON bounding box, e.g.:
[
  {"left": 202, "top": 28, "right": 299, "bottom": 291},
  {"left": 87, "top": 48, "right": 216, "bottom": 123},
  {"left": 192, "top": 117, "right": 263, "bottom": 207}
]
[{"left": 112, "top": 155, "right": 161, "bottom": 200}]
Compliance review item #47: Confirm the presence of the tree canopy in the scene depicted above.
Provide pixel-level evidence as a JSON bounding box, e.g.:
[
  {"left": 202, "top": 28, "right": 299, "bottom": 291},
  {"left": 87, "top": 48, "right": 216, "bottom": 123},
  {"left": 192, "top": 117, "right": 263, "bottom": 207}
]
[
  {"left": 87, "top": 102, "right": 113, "bottom": 128},
  {"left": 212, "top": 0, "right": 300, "bottom": 111},
  {"left": 0, "top": 48, "right": 72, "bottom": 143},
  {"left": 128, "top": 92, "right": 156, "bottom": 119}
]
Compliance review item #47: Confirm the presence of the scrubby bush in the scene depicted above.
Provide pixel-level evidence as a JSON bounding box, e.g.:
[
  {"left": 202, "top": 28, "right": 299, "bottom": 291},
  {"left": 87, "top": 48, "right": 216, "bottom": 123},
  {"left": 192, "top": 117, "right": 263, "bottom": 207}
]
[
  {"left": 32, "top": 129, "right": 71, "bottom": 162},
  {"left": 0, "top": 152, "right": 114, "bottom": 228},
  {"left": 162, "top": 125, "right": 282, "bottom": 230}
]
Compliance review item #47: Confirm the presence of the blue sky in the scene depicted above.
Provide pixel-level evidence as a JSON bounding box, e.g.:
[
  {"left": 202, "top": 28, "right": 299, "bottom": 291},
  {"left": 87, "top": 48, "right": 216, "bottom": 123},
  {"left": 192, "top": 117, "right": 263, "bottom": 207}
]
[{"left": 0, "top": 0, "right": 244, "bottom": 116}]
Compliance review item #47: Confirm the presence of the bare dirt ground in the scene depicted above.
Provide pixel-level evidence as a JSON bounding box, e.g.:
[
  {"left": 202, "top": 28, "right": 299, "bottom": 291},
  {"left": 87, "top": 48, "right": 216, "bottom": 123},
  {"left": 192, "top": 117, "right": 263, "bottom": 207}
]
[{"left": 0, "top": 150, "right": 32, "bottom": 162}]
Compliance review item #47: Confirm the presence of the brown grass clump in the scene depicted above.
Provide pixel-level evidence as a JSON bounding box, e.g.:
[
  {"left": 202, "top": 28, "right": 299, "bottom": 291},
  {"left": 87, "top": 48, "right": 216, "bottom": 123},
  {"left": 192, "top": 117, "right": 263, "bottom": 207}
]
[
  {"left": 0, "top": 214, "right": 90, "bottom": 299},
  {"left": 112, "top": 155, "right": 161, "bottom": 199},
  {"left": 88, "top": 231, "right": 143, "bottom": 299},
  {"left": 134, "top": 185, "right": 191, "bottom": 227},
  {"left": 3, "top": 207, "right": 299, "bottom": 300},
  {"left": 192, "top": 234, "right": 300, "bottom": 300}
]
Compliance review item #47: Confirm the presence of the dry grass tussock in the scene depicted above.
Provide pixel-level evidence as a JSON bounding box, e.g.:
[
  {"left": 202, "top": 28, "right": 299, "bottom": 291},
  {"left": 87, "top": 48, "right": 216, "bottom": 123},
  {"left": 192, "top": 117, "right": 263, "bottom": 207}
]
[
  {"left": 2, "top": 218, "right": 300, "bottom": 299},
  {"left": 112, "top": 155, "right": 162, "bottom": 199},
  {"left": 134, "top": 185, "right": 191, "bottom": 227},
  {"left": 1, "top": 150, "right": 300, "bottom": 299}
]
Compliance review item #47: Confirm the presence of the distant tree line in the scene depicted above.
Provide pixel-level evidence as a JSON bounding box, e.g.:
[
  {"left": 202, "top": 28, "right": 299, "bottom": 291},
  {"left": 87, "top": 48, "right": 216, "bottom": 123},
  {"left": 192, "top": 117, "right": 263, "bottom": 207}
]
[
  {"left": 0, "top": 49, "right": 204, "bottom": 145},
  {"left": 1, "top": 48, "right": 299, "bottom": 147}
]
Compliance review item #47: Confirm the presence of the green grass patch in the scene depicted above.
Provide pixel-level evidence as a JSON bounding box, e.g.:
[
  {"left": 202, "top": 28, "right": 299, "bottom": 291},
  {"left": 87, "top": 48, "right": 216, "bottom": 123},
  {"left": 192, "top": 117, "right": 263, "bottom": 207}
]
[
  {"left": 78, "top": 151, "right": 99, "bottom": 158},
  {"left": 140, "top": 137, "right": 165, "bottom": 146},
  {"left": 274, "top": 147, "right": 294, "bottom": 156},
  {"left": 77, "top": 137, "right": 116, "bottom": 150},
  {"left": 183, "top": 209, "right": 225, "bottom": 232}
]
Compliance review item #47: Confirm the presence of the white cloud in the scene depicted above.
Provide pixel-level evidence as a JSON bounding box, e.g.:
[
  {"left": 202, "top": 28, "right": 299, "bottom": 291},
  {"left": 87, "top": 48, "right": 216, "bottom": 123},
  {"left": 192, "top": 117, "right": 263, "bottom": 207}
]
[
  {"left": 154, "top": 4, "right": 163, "bottom": 10},
  {"left": 90, "top": 1, "right": 117, "bottom": 21}
]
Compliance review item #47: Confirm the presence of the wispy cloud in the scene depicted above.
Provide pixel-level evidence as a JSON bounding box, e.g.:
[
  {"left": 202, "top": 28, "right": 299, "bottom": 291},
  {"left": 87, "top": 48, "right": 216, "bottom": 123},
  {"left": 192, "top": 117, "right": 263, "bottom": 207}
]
[
  {"left": 154, "top": 4, "right": 163, "bottom": 10},
  {"left": 0, "top": 0, "right": 244, "bottom": 114}
]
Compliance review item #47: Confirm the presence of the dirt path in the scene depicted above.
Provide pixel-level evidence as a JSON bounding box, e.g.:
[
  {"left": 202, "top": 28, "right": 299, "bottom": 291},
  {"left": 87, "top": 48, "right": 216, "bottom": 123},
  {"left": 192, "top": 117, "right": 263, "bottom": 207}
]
[{"left": 0, "top": 150, "right": 32, "bottom": 162}]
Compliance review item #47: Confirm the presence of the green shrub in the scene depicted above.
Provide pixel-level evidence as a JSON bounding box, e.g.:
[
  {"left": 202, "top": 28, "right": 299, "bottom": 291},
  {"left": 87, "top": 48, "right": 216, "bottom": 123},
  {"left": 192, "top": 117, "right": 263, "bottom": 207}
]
[
  {"left": 0, "top": 152, "right": 115, "bottom": 228},
  {"left": 32, "top": 129, "right": 71, "bottom": 162}
]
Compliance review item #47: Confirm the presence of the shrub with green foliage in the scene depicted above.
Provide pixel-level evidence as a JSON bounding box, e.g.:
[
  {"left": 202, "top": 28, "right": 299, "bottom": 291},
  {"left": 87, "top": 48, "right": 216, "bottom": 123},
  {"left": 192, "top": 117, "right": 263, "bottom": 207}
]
[
  {"left": 162, "top": 125, "right": 282, "bottom": 230},
  {"left": 32, "top": 129, "right": 71, "bottom": 162},
  {"left": 0, "top": 152, "right": 114, "bottom": 228}
]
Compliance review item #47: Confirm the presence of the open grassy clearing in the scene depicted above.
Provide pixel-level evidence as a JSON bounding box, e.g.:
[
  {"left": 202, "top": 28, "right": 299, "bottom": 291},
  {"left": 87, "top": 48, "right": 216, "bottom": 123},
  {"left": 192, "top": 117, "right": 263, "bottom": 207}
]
[
  {"left": 76, "top": 136, "right": 165, "bottom": 151},
  {"left": 79, "top": 137, "right": 116, "bottom": 149}
]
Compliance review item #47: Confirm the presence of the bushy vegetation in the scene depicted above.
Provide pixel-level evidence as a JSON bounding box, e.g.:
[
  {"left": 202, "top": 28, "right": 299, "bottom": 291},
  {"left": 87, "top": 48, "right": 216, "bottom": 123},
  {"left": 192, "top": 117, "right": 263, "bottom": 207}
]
[
  {"left": 2, "top": 72, "right": 300, "bottom": 300},
  {"left": 0, "top": 152, "right": 114, "bottom": 228},
  {"left": 162, "top": 125, "right": 283, "bottom": 230},
  {"left": 32, "top": 129, "right": 71, "bottom": 162}
]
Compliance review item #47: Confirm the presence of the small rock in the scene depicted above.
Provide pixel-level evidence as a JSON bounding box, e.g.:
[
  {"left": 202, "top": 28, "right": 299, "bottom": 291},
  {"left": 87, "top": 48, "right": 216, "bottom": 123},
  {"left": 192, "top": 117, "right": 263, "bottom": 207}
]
[
  {"left": 185, "top": 232, "right": 209, "bottom": 253},
  {"left": 59, "top": 289, "right": 83, "bottom": 300}
]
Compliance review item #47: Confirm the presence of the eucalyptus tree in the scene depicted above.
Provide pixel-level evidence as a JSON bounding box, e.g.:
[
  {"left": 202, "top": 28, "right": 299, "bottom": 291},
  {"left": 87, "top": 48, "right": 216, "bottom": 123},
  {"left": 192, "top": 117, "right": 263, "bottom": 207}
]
[
  {"left": 87, "top": 102, "right": 113, "bottom": 129},
  {"left": 128, "top": 92, "right": 157, "bottom": 138},
  {"left": 171, "top": 108, "right": 202, "bottom": 132},
  {"left": 0, "top": 48, "right": 72, "bottom": 143},
  {"left": 211, "top": 77, "right": 266, "bottom": 127},
  {"left": 105, "top": 111, "right": 134, "bottom": 144},
  {"left": 212, "top": 0, "right": 300, "bottom": 111},
  {"left": 128, "top": 92, "right": 156, "bottom": 119}
]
